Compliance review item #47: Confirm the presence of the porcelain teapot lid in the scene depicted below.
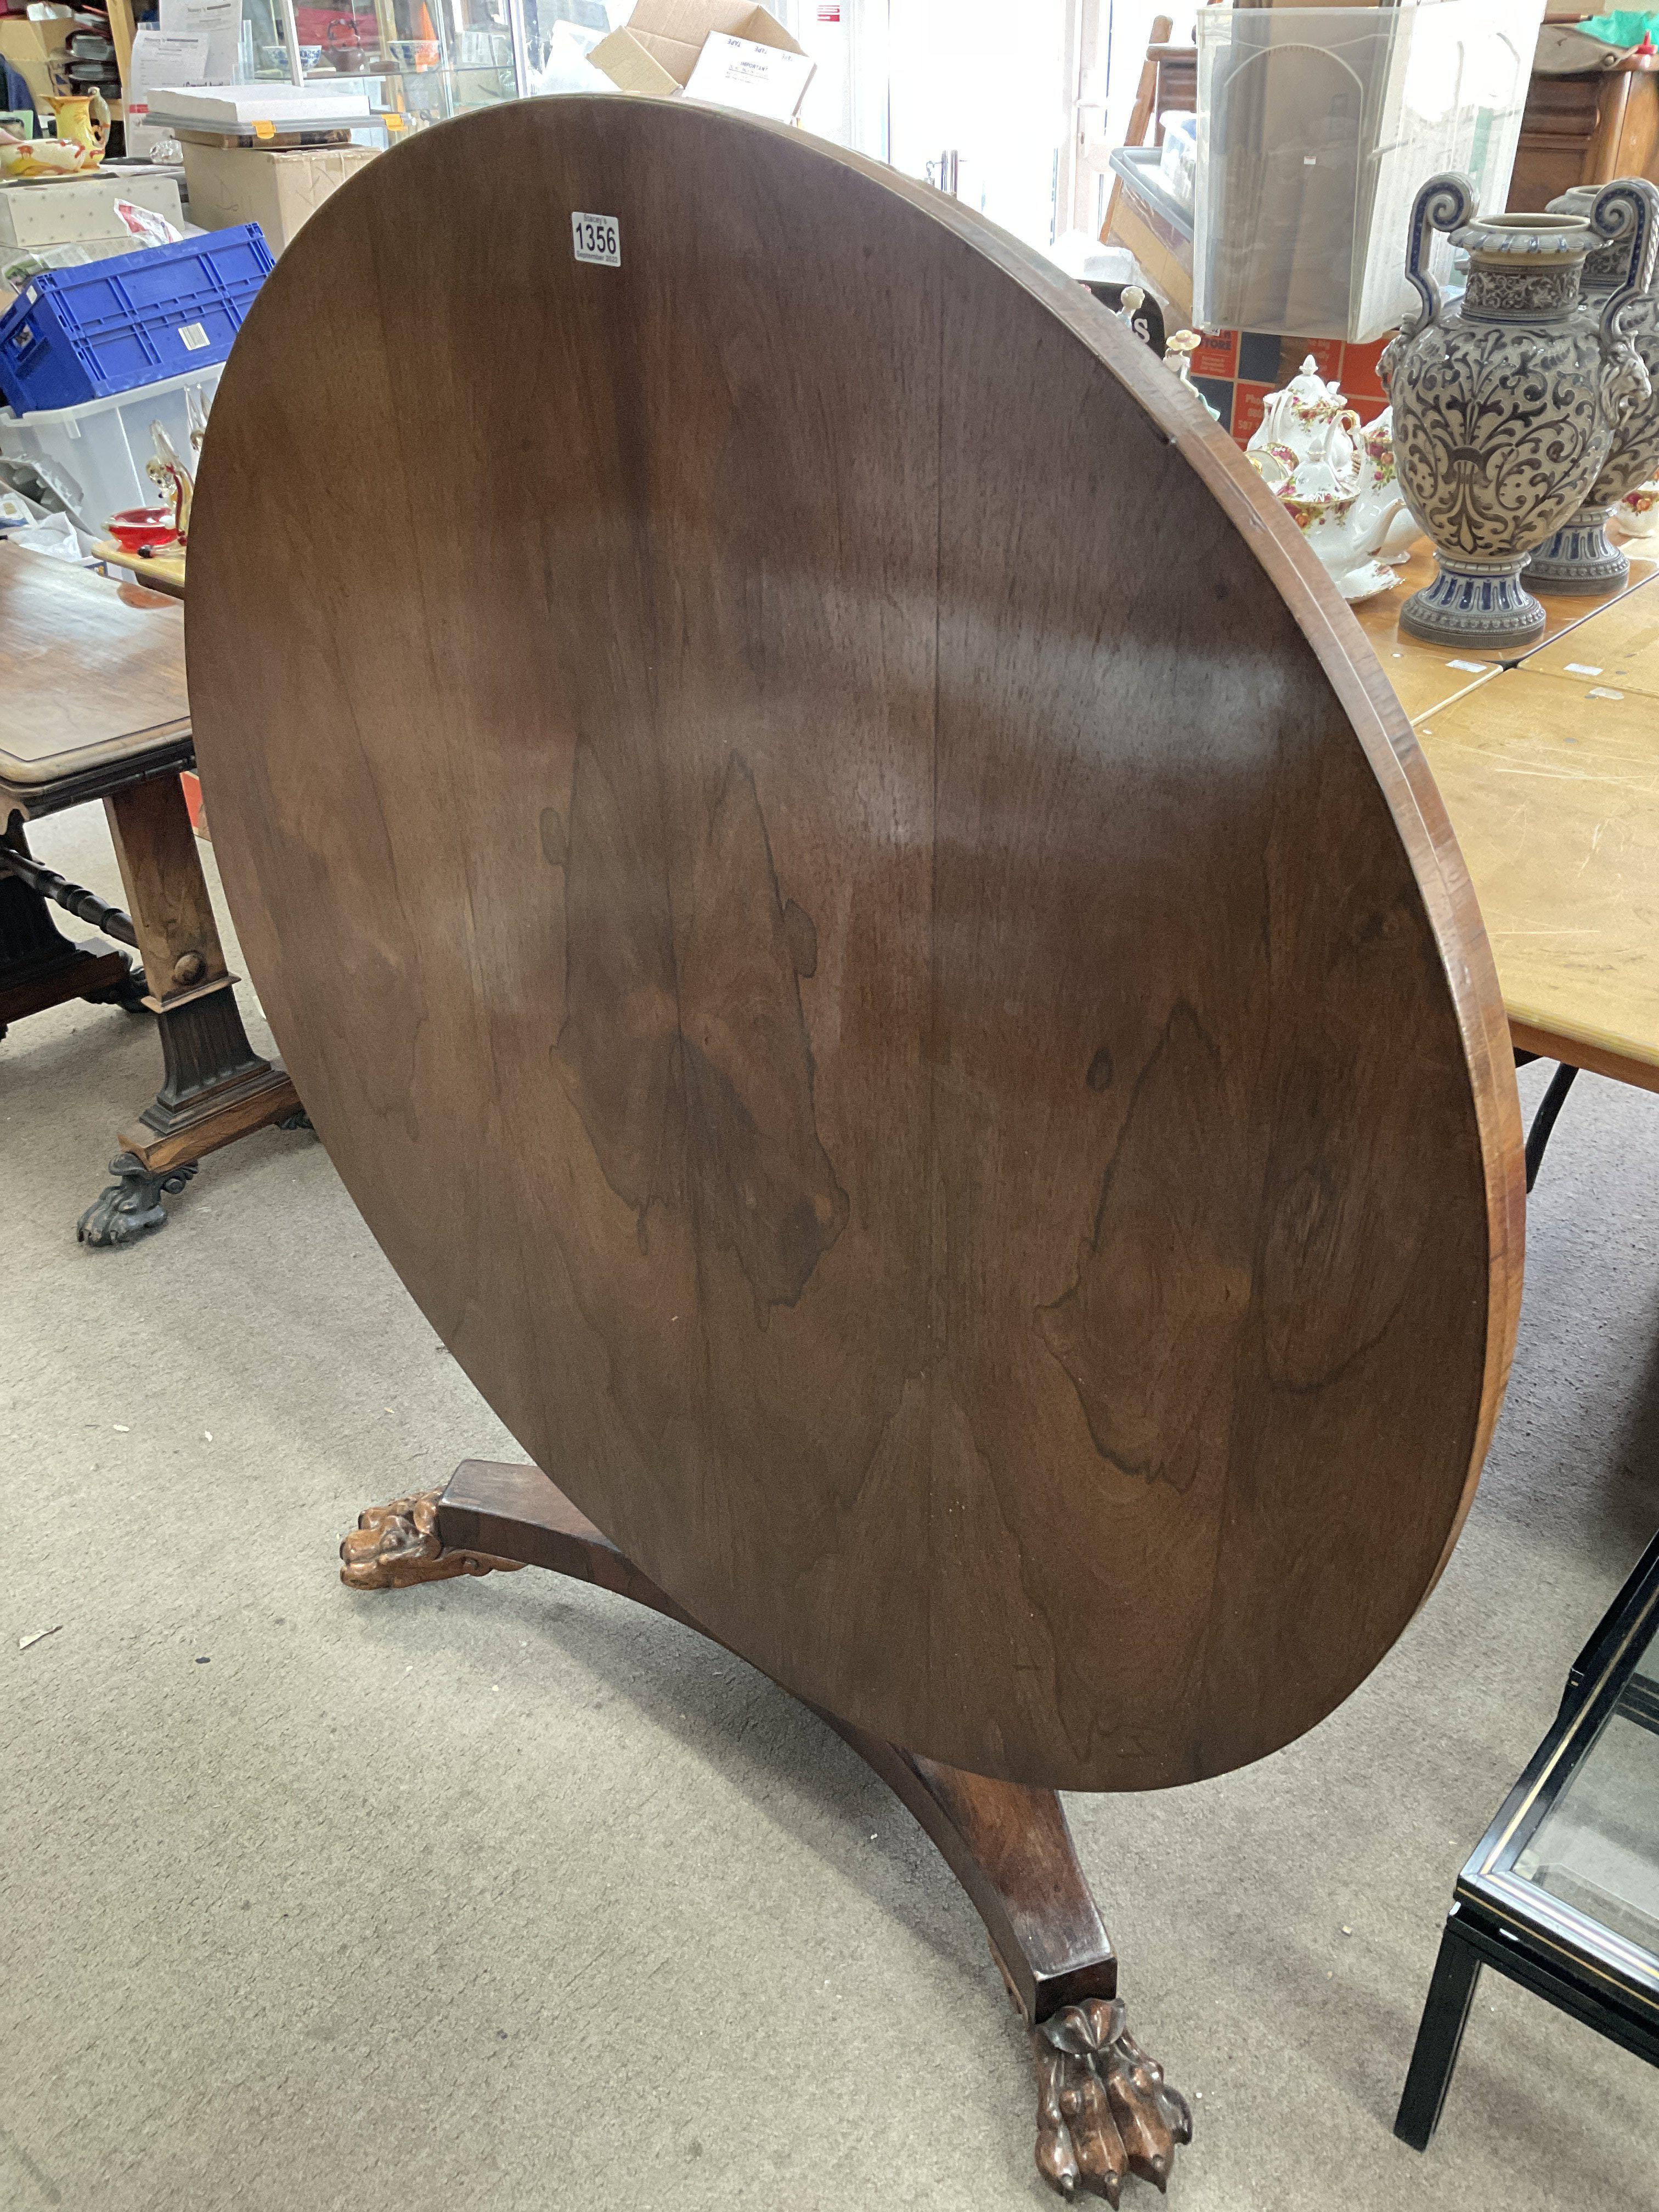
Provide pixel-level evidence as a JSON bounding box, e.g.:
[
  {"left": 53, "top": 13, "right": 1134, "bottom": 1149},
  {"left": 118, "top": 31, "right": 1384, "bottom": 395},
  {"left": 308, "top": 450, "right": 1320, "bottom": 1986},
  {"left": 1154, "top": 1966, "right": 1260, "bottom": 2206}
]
[{"left": 1279, "top": 354, "right": 1346, "bottom": 413}]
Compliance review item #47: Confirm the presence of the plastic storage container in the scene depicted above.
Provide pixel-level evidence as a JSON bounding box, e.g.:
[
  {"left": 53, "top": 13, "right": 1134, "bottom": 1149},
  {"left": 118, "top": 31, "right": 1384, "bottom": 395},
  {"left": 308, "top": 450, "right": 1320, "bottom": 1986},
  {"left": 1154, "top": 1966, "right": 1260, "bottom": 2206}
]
[
  {"left": 0, "top": 224, "right": 270, "bottom": 413},
  {"left": 1194, "top": 3, "right": 1545, "bottom": 342},
  {"left": 0, "top": 170, "right": 185, "bottom": 251},
  {"left": 0, "top": 362, "right": 222, "bottom": 537}
]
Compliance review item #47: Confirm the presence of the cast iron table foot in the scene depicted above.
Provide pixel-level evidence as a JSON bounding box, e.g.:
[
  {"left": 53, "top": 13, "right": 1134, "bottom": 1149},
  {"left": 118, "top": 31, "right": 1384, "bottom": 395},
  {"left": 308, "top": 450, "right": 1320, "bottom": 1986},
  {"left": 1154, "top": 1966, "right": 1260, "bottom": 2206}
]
[
  {"left": 1034, "top": 1998, "right": 1192, "bottom": 2203},
  {"left": 76, "top": 1152, "right": 198, "bottom": 1246}
]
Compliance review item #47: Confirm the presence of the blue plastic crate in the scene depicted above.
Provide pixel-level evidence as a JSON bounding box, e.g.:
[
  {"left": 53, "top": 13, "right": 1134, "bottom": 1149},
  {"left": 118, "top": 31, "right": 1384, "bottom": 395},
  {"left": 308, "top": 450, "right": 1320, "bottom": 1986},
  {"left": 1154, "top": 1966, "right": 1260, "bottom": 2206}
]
[{"left": 0, "top": 225, "right": 273, "bottom": 414}]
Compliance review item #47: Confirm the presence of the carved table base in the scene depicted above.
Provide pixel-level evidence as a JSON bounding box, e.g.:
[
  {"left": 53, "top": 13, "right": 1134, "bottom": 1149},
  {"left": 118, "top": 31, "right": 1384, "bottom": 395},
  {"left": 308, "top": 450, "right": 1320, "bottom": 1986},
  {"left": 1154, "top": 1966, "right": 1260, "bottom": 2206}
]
[
  {"left": 341, "top": 1488, "right": 528, "bottom": 1589},
  {"left": 0, "top": 834, "right": 143, "bottom": 1042},
  {"left": 4, "top": 793, "right": 310, "bottom": 1245},
  {"left": 341, "top": 1459, "right": 1190, "bottom": 2202},
  {"left": 1035, "top": 2000, "right": 1192, "bottom": 2203}
]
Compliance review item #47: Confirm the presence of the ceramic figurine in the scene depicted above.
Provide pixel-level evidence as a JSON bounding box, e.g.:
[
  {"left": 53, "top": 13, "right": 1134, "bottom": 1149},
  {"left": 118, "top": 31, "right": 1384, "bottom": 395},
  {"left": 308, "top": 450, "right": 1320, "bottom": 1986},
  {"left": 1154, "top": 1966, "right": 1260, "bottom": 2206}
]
[
  {"left": 1115, "top": 283, "right": 1160, "bottom": 352},
  {"left": 1164, "top": 330, "right": 1221, "bottom": 422},
  {"left": 1245, "top": 357, "right": 1417, "bottom": 602},
  {"left": 1525, "top": 177, "right": 1659, "bottom": 592},
  {"left": 1384, "top": 172, "right": 1652, "bottom": 650}
]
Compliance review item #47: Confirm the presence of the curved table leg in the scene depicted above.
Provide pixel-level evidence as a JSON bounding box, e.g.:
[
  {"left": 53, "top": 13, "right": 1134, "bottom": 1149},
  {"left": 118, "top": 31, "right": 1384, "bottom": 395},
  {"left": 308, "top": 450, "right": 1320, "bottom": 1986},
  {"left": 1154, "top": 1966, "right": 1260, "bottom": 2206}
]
[
  {"left": 1524, "top": 1063, "right": 1579, "bottom": 1193},
  {"left": 342, "top": 1458, "right": 1191, "bottom": 2203}
]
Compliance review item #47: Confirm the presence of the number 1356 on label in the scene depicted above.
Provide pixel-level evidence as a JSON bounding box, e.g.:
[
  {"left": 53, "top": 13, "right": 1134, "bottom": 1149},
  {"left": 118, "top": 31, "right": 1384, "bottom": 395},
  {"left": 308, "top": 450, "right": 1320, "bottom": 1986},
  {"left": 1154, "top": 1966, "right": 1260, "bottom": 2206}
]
[{"left": 572, "top": 213, "right": 621, "bottom": 267}]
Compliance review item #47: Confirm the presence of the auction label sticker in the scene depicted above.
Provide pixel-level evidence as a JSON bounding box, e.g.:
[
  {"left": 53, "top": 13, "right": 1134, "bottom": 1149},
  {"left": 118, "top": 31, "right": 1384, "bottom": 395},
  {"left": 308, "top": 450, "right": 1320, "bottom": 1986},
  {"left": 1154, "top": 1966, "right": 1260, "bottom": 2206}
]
[{"left": 572, "top": 212, "right": 621, "bottom": 267}]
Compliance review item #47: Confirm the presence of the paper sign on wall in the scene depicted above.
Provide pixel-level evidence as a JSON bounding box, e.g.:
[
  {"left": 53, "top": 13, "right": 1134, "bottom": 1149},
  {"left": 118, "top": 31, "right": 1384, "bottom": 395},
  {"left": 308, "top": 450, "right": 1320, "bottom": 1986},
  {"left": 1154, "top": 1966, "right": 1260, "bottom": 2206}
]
[
  {"left": 124, "top": 27, "right": 209, "bottom": 156},
  {"left": 157, "top": 0, "right": 242, "bottom": 83}
]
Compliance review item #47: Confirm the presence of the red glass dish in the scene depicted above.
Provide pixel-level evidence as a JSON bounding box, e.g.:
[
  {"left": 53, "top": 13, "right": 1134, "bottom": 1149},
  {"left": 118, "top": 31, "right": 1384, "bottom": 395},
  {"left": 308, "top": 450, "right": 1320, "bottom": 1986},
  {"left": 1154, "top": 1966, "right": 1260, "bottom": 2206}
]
[{"left": 108, "top": 506, "right": 178, "bottom": 552}]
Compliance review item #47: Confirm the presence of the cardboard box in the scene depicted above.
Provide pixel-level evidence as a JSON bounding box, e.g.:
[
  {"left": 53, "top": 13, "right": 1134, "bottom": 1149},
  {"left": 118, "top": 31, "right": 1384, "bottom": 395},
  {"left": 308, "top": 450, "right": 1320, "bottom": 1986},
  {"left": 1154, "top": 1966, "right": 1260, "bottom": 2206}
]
[
  {"left": 589, "top": 2, "right": 810, "bottom": 115},
  {"left": 181, "top": 142, "right": 380, "bottom": 252},
  {"left": 0, "top": 17, "right": 73, "bottom": 110},
  {"left": 0, "top": 170, "right": 184, "bottom": 250}
]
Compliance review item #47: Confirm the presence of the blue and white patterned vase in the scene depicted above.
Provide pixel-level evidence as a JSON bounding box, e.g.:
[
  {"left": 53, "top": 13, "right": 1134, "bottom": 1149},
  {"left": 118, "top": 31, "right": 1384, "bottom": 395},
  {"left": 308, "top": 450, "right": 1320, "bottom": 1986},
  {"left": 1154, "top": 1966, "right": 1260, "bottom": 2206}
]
[
  {"left": 1524, "top": 177, "right": 1659, "bottom": 594},
  {"left": 1384, "top": 172, "right": 1652, "bottom": 650}
]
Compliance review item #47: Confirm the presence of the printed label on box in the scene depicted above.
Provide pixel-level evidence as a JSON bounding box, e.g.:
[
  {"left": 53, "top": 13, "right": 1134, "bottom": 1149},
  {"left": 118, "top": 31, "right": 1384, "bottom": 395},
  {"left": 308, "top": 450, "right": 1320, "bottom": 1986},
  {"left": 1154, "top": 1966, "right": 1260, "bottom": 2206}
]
[
  {"left": 572, "top": 212, "right": 621, "bottom": 268},
  {"left": 1192, "top": 376, "right": 1233, "bottom": 433},
  {"left": 1188, "top": 331, "right": 1238, "bottom": 381},
  {"left": 178, "top": 321, "right": 211, "bottom": 351},
  {"left": 1230, "top": 383, "right": 1271, "bottom": 448},
  {"left": 684, "top": 32, "right": 815, "bottom": 121}
]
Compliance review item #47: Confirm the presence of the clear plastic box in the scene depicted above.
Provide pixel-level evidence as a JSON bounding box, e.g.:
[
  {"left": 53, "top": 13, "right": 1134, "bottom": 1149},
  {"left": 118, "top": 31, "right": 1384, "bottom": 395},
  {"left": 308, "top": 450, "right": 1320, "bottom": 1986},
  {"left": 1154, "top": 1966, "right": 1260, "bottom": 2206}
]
[
  {"left": 0, "top": 362, "right": 221, "bottom": 537},
  {"left": 1193, "top": 3, "right": 1545, "bottom": 342}
]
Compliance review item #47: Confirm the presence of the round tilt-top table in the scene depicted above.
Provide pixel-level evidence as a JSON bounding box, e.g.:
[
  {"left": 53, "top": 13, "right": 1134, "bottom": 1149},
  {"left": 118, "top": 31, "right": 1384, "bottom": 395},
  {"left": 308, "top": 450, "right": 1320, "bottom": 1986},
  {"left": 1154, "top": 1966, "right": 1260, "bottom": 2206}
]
[{"left": 186, "top": 96, "right": 1524, "bottom": 2202}]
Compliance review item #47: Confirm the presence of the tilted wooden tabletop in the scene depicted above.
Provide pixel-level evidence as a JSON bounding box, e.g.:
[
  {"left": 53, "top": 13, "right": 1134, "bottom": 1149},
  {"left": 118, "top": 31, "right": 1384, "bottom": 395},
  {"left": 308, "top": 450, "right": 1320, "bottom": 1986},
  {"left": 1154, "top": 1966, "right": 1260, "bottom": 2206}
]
[{"left": 186, "top": 97, "right": 1522, "bottom": 1791}]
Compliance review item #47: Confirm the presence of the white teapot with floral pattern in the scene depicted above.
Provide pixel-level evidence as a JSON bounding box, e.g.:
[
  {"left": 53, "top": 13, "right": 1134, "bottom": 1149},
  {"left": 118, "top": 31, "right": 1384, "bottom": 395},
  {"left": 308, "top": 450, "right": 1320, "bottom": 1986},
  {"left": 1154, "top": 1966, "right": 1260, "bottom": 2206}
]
[{"left": 1245, "top": 358, "right": 1417, "bottom": 602}]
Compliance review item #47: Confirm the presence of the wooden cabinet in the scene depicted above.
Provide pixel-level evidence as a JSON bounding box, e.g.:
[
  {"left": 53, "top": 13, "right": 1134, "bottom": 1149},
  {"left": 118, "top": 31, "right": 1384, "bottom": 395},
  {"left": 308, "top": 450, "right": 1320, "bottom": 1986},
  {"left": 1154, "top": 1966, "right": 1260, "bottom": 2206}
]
[{"left": 1509, "top": 60, "right": 1659, "bottom": 211}]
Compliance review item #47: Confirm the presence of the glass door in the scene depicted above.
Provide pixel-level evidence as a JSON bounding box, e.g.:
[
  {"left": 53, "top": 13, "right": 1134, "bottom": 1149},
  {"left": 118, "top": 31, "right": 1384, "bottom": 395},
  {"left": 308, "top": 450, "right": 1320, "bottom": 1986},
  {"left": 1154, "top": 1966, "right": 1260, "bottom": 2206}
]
[{"left": 868, "top": 0, "right": 1082, "bottom": 253}]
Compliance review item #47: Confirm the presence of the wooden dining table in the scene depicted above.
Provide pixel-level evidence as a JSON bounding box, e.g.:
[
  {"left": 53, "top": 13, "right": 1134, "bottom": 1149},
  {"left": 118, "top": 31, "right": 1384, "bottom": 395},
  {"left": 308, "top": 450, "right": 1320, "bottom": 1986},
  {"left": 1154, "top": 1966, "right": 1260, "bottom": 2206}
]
[
  {"left": 0, "top": 544, "right": 302, "bottom": 1242},
  {"left": 1356, "top": 544, "right": 1659, "bottom": 1105}
]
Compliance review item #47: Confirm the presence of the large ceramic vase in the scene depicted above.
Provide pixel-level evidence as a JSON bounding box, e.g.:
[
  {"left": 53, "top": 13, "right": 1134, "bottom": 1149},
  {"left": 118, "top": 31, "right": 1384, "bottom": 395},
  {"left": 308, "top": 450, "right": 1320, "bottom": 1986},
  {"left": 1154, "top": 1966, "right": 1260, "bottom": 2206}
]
[
  {"left": 1525, "top": 177, "right": 1659, "bottom": 592},
  {"left": 1385, "top": 172, "right": 1651, "bottom": 651}
]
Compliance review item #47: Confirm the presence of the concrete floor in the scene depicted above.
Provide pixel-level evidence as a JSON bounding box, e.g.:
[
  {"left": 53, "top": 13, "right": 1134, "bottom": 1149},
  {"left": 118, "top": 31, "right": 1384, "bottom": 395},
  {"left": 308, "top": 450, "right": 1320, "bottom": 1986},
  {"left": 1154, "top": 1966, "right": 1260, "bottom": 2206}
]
[{"left": 5, "top": 803, "right": 1659, "bottom": 2212}]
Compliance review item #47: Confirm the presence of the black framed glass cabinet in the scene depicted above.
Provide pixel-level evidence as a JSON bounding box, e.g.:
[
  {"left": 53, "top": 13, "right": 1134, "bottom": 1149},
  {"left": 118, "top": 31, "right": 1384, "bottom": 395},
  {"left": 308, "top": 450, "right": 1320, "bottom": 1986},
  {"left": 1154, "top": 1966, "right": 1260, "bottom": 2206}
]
[{"left": 1397, "top": 1527, "right": 1659, "bottom": 2149}]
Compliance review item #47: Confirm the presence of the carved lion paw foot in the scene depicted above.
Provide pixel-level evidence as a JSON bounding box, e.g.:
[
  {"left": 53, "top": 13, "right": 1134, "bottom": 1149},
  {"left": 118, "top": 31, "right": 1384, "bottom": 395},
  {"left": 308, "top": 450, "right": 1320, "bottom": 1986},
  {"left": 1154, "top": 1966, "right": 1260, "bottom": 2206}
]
[
  {"left": 340, "top": 1489, "right": 527, "bottom": 1590},
  {"left": 77, "top": 1152, "right": 198, "bottom": 1246},
  {"left": 1032, "top": 1999, "right": 1192, "bottom": 2204}
]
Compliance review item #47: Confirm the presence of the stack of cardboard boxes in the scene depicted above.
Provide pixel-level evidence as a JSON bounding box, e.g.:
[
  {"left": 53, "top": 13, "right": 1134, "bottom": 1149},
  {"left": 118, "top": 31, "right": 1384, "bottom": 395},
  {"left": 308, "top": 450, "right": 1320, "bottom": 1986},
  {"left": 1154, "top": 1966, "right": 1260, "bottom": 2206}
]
[
  {"left": 0, "top": 14, "right": 73, "bottom": 110},
  {"left": 588, "top": 1, "right": 810, "bottom": 109}
]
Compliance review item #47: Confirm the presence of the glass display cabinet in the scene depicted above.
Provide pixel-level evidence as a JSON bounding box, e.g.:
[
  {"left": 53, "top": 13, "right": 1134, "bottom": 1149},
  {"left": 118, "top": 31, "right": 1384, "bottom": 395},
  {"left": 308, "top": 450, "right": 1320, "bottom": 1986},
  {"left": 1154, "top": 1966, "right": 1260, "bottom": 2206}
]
[
  {"left": 189, "top": 0, "right": 1094, "bottom": 243},
  {"left": 1396, "top": 1525, "right": 1659, "bottom": 2149},
  {"left": 225, "top": 0, "right": 619, "bottom": 133}
]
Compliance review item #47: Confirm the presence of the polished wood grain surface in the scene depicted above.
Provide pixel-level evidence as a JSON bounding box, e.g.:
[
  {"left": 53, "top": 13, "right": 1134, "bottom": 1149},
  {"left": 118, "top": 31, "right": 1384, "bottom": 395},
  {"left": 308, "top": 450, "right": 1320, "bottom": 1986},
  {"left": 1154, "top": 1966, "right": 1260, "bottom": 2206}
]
[
  {"left": 1372, "top": 640, "right": 1498, "bottom": 729},
  {"left": 188, "top": 98, "right": 1522, "bottom": 1790},
  {"left": 0, "top": 545, "right": 189, "bottom": 799},
  {"left": 1353, "top": 547, "right": 1658, "bottom": 725},
  {"left": 1528, "top": 572, "right": 1659, "bottom": 696},
  {"left": 1417, "top": 667, "right": 1659, "bottom": 1092}
]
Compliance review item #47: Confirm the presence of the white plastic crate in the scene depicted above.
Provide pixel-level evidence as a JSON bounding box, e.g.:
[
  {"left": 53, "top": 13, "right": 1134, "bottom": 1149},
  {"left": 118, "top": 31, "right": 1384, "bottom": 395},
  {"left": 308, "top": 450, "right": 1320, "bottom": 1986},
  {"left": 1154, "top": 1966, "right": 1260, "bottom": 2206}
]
[
  {"left": 0, "top": 361, "right": 221, "bottom": 537},
  {"left": 1194, "top": 3, "right": 1545, "bottom": 342}
]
